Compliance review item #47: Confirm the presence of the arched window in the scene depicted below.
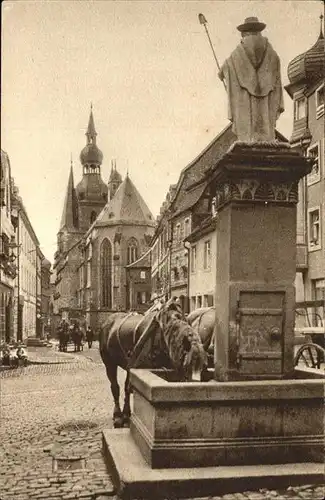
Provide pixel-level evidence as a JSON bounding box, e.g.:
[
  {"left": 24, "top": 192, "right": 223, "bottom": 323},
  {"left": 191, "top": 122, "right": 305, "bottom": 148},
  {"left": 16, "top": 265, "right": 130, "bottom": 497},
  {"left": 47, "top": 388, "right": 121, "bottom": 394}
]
[
  {"left": 90, "top": 211, "right": 97, "bottom": 224},
  {"left": 127, "top": 238, "right": 138, "bottom": 265},
  {"left": 100, "top": 238, "right": 112, "bottom": 308}
]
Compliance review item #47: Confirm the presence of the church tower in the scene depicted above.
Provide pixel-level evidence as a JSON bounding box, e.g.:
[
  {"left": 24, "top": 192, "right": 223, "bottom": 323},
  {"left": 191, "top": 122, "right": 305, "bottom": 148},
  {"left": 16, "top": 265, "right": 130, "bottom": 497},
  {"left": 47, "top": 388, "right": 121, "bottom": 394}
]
[
  {"left": 108, "top": 159, "right": 122, "bottom": 200},
  {"left": 76, "top": 105, "right": 108, "bottom": 230}
]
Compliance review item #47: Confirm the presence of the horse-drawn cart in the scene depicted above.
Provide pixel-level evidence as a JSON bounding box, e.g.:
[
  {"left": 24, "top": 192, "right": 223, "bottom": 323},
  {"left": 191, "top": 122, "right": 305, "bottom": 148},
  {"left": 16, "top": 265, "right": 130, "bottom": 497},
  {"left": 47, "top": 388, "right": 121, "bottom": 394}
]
[{"left": 294, "top": 300, "right": 325, "bottom": 369}]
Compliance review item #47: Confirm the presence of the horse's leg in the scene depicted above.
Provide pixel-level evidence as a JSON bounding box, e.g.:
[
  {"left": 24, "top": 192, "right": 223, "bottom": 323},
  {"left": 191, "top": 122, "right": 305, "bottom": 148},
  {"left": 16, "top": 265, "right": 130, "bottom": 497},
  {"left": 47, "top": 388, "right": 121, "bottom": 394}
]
[
  {"left": 122, "top": 371, "right": 132, "bottom": 427},
  {"left": 105, "top": 363, "right": 123, "bottom": 428}
]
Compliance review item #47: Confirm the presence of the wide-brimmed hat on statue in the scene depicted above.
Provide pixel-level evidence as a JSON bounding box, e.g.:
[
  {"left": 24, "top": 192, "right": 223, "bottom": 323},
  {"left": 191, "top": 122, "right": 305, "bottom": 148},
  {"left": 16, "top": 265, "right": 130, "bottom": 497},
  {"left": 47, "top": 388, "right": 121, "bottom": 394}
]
[{"left": 237, "top": 17, "right": 266, "bottom": 33}]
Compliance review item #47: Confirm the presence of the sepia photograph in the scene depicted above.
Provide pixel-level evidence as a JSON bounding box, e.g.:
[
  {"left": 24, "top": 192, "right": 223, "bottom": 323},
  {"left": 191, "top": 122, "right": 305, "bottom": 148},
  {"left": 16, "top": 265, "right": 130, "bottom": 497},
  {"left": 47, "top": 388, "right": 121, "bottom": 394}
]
[{"left": 1, "top": 1, "right": 324, "bottom": 499}]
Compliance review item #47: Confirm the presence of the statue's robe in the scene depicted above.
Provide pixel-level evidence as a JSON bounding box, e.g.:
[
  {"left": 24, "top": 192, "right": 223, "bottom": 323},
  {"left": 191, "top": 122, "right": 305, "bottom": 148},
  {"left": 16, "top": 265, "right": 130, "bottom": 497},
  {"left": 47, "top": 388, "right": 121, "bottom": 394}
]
[{"left": 220, "top": 36, "right": 284, "bottom": 142}]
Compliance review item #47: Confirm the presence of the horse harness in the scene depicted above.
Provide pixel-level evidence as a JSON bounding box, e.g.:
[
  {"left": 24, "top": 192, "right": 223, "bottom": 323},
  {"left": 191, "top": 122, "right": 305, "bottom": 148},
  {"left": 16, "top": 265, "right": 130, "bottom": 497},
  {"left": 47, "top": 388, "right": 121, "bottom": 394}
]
[{"left": 115, "top": 311, "right": 165, "bottom": 366}]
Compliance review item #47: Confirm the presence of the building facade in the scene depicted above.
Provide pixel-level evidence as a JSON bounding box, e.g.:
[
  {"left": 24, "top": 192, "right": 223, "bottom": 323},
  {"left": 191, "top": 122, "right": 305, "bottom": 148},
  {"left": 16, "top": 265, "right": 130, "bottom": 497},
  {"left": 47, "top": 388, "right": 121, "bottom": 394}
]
[
  {"left": 150, "top": 186, "right": 175, "bottom": 300},
  {"left": 0, "top": 150, "right": 16, "bottom": 343},
  {"left": 185, "top": 218, "right": 216, "bottom": 311},
  {"left": 40, "top": 258, "right": 52, "bottom": 337},
  {"left": 286, "top": 22, "right": 325, "bottom": 311},
  {"left": 125, "top": 249, "right": 152, "bottom": 313},
  {"left": 11, "top": 191, "right": 43, "bottom": 341},
  {"left": 78, "top": 174, "right": 155, "bottom": 329}
]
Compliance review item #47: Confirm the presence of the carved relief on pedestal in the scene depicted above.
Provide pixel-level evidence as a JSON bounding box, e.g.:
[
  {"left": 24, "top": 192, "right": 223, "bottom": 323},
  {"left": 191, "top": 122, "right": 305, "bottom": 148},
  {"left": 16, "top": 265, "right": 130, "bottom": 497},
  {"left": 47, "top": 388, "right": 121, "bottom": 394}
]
[{"left": 214, "top": 179, "right": 299, "bottom": 210}]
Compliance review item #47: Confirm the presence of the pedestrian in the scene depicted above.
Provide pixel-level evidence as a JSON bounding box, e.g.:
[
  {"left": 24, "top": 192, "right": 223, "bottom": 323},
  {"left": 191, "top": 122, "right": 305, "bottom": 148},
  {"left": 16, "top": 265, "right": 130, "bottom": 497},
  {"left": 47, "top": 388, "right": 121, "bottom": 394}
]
[{"left": 86, "top": 326, "right": 94, "bottom": 349}]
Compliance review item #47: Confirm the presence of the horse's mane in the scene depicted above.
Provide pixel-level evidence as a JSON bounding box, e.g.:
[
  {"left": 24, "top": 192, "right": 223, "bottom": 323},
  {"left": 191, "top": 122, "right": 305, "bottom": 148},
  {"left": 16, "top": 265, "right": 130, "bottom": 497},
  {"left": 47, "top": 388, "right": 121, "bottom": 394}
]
[{"left": 162, "top": 318, "right": 206, "bottom": 372}]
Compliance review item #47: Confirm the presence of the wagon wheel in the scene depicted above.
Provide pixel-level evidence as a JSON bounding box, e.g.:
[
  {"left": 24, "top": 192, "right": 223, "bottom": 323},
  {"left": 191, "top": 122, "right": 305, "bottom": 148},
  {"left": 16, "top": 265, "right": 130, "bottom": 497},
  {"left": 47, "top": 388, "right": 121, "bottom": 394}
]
[{"left": 294, "top": 343, "right": 325, "bottom": 369}]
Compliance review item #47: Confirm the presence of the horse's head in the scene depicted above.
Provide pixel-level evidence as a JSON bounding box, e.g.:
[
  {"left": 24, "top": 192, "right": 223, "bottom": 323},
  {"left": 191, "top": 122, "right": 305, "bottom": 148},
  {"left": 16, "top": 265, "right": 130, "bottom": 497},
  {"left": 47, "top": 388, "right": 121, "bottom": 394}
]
[{"left": 155, "top": 298, "right": 207, "bottom": 380}]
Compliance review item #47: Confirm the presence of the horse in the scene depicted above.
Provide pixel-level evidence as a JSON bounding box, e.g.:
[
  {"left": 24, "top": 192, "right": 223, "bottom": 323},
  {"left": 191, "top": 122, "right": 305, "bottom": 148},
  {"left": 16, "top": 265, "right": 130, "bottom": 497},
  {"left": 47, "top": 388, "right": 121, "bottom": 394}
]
[
  {"left": 99, "top": 298, "right": 207, "bottom": 428},
  {"left": 186, "top": 307, "right": 215, "bottom": 366},
  {"left": 58, "top": 320, "right": 69, "bottom": 352}
]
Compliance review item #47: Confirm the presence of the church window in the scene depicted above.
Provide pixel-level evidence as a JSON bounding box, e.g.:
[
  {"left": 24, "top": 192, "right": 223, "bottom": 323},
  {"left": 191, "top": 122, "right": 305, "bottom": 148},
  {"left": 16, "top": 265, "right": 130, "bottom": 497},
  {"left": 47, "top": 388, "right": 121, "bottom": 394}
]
[
  {"left": 100, "top": 238, "right": 112, "bottom": 308},
  {"left": 90, "top": 211, "right": 97, "bottom": 224},
  {"left": 127, "top": 238, "right": 138, "bottom": 264}
]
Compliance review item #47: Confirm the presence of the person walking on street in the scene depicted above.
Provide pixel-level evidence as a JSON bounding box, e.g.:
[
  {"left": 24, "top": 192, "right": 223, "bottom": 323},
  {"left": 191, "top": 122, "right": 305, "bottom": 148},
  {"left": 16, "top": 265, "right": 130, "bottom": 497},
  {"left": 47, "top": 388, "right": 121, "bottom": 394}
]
[{"left": 86, "top": 326, "right": 94, "bottom": 349}]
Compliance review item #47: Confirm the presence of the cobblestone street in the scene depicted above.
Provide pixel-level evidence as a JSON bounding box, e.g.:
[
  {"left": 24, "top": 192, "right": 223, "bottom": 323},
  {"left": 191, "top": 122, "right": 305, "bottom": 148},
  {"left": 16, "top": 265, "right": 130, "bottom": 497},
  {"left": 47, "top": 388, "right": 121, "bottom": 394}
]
[{"left": 0, "top": 344, "right": 324, "bottom": 500}]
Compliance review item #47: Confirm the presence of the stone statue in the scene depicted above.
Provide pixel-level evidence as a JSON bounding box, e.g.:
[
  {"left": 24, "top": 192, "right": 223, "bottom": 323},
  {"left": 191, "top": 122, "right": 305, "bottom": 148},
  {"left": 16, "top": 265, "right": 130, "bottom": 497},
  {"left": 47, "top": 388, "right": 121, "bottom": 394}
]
[{"left": 219, "top": 17, "right": 284, "bottom": 142}]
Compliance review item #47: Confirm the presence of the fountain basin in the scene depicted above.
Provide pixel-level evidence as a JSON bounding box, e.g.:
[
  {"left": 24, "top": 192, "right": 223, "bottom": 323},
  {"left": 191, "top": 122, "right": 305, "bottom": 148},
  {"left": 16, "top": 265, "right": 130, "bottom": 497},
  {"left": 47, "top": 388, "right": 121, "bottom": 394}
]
[{"left": 130, "top": 368, "right": 325, "bottom": 469}]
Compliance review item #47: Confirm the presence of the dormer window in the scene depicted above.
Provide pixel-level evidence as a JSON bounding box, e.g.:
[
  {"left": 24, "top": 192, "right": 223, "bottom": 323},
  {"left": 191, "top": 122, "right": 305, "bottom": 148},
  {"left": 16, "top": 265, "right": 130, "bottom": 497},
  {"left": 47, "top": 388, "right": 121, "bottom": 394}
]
[
  {"left": 315, "top": 83, "right": 324, "bottom": 119},
  {"left": 294, "top": 97, "right": 306, "bottom": 121}
]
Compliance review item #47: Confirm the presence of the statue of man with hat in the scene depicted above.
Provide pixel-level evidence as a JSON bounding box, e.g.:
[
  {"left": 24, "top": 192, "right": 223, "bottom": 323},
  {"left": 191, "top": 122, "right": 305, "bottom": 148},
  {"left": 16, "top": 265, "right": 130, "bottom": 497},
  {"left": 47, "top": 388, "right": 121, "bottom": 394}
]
[{"left": 219, "top": 16, "right": 284, "bottom": 142}]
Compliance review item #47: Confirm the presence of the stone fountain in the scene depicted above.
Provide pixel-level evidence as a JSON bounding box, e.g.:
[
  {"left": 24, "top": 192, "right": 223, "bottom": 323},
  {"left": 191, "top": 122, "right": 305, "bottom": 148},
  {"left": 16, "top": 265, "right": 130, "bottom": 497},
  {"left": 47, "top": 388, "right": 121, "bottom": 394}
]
[{"left": 103, "top": 16, "right": 325, "bottom": 499}]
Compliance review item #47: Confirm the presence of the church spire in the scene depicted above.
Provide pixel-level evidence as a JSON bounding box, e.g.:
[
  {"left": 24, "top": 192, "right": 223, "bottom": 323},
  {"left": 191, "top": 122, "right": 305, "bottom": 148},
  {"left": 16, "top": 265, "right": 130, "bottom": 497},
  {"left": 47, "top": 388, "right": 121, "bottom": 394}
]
[
  {"left": 59, "top": 161, "right": 79, "bottom": 231},
  {"left": 86, "top": 103, "right": 97, "bottom": 145},
  {"left": 108, "top": 159, "right": 122, "bottom": 200}
]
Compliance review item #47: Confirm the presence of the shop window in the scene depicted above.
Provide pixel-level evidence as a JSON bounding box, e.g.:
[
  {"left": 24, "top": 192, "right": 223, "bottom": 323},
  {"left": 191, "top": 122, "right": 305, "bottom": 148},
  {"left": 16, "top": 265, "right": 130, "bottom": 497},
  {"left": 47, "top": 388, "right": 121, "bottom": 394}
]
[{"left": 137, "top": 291, "right": 147, "bottom": 305}]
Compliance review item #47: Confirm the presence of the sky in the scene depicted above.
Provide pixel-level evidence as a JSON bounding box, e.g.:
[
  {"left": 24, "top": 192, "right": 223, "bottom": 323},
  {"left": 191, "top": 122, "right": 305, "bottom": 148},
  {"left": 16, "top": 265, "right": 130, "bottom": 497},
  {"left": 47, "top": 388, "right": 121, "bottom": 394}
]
[{"left": 1, "top": 0, "right": 323, "bottom": 261}]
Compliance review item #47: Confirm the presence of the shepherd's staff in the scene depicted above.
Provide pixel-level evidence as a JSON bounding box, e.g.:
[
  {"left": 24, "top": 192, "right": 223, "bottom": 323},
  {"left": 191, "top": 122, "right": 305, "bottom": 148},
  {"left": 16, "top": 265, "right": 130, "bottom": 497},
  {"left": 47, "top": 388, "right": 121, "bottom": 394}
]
[{"left": 198, "top": 13, "right": 227, "bottom": 91}]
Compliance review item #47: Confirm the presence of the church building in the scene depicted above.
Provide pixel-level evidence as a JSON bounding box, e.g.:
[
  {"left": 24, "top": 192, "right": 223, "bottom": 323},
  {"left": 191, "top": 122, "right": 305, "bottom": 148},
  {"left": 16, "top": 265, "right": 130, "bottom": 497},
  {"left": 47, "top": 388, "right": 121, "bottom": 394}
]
[
  {"left": 77, "top": 172, "right": 155, "bottom": 329},
  {"left": 53, "top": 108, "right": 155, "bottom": 324}
]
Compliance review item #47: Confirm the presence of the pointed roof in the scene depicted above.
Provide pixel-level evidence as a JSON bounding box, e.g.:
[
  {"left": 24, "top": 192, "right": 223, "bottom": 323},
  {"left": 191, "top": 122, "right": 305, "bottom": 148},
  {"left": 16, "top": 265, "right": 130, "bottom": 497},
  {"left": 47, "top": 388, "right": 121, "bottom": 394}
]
[
  {"left": 109, "top": 159, "right": 122, "bottom": 183},
  {"left": 80, "top": 106, "right": 103, "bottom": 165},
  {"left": 59, "top": 165, "right": 79, "bottom": 231},
  {"left": 94, "top": 175, "right": 155, "bottom": 228},
  {"left": 86, "top": 104, "right": 97, "bottom": 141},
  {"left": 287, "top": 16, "right": 325, "bottom": 91}
]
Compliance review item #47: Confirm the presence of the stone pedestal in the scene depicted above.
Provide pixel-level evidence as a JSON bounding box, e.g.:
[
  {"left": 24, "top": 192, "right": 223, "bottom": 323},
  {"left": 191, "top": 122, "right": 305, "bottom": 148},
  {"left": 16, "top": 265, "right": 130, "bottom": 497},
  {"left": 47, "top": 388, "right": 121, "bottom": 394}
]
[{"left": 211, "top": 143, "right": 312, "bottom": 380}]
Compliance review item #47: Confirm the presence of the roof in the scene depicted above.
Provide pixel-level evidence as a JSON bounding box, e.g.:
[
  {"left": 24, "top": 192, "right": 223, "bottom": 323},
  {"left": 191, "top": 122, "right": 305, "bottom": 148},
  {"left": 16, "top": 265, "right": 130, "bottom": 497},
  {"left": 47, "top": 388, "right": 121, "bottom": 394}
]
[
  {"left": 170, "top": 125, "right": 288, "bottom": 218},
  {"left": 93, "top": 175, "right": 156, "bottom": 228},
  {"left": 171, "top": 124, "right": 236, "bottom": 216},
  {"left": 87, "top": 108, "right": 97, "bottom": 138},
  {"left": 59, "top": 166, "right": 79, "bottom": 231},
  {"left": 286, "top": 31, "right": 324, "bottom": 94},
  {"left": 75, "top": 172, "right": 107, "bottom": 201}
]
